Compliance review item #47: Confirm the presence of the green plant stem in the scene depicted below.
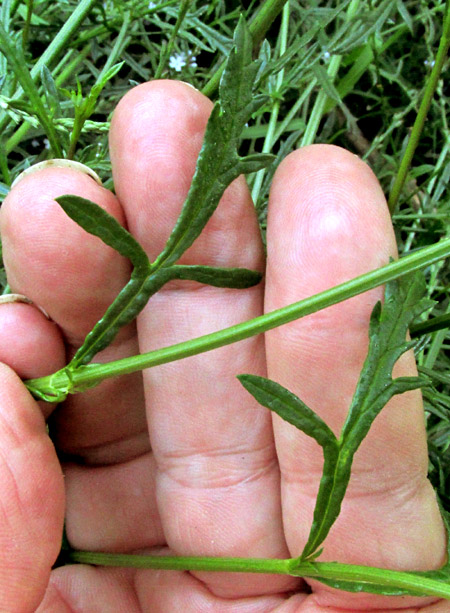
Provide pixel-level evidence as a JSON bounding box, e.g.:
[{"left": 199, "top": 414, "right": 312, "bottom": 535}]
[
  {"left": 300, "top": 0, "right": 360, "bottom": 147},
  {"left": 154, "top": 0, "right": 191, "bottom": 79},
  {"left": 68, "top": 551, "right": 450, "bottom": 599},
  {"left": 5, "top": 43, "right": 93, "bottom": 154},
  {"left": 251, "top": 2, "right": 289, "bottom": 205},
  {"left": 388, "top": 0, "right": 450, "bottom": 214},
  {"left": 410, "top": 312, "right": 450, "bottom": 338},
  {"left": 21, "top": 0, "right": 33, "bottom": 50},
  {"left": 0, "top": 0, "right": 98, "bottom": 140},
  {"left": 202, "top": 0, "right": 289, "bottom": 98},
  {"left": 300, "top": 54, "right": 341, "bottom": 147},
  {"left": 25, "top": 237, "right": 450, "bottom": 400},
  {"left": 67, "top": 12, "right": 131, "bottom": 160},
  {"left": 0, "top": 21, "right": 63, "bottom": 157}
]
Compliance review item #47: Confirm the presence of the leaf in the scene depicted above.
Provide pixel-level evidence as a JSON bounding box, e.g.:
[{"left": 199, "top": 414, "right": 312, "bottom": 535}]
[
  {"left": 239, "top": 272, "right": 435, "bottom": 564},
  {"left": 55, "top": 195, "right": 150, "bottom": 277},
  {"left": 237, "top": 375, "right": 338, "bottom": 453},
  {"left": 41, "top": 64, "right": 61, "bottom": 118},
  {"left": 301, "top": 272, "right": 434, "bottom": 560},
  {"left": 170, "top": 265, "right": 262, "bottom": 289},
  {"left": 153, "top": 16, "right": 271, "bottom": 269},
  {"left": 58, "top": 17, "right": 271, "bottom": 369}
]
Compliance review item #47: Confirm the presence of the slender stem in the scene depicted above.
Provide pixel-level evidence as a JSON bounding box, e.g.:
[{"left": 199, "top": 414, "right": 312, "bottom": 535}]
[
  {"left": 251, "top": 2, "right": 289, "bottom": 205},
  {"left": 0, "top": 0, "right": 98, "bottom": 140},
  {"left": 5, "top": 44, "right": 92, "bottom": 155},
  {"left": 202, "top": 0, "right": 289, "bottom": 98},
  {"left": 388, "top": 0, "right": 450, "bottom": 214},
  {"left": 300, "top": 0, "right": 360, "bottom": 147},
  {"left": 68, "top": 551, "right": 450, "bottom": 599},
  {"left": 25, "top": 237, "right": 450, "bottom": 399},
  {"left": 300, "top": 54, "right": 341, "bottom": 147},
  {"left": 154, "top": 0, "right": 192, "bottom": 79},
  {"left": 70, "top": 551, "right": 290, "bottom": 574},
  {"left": 22, "top": 0, "right": 33, "bottom": 50},
  {"left": 67, "top": 12, "right": 131, "bottom": 160},
  {"left": 410, "top": 312, "right": 450, "bottom": 338},
  {"left": 0, "top": 22, "right": 63, "bottom": 157}
]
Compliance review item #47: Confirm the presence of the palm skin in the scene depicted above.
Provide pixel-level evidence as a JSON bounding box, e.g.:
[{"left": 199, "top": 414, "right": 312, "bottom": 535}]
[{"left": 0, "top": 81, "right": 446, "bottom": 612}]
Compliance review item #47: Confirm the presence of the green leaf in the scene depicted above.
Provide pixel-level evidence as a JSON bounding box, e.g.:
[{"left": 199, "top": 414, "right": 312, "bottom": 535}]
[
  {"left": 300, "top": 272, "right": 433, "bottom": 560},
  {"left": 49, "top": 17, "right": 275, "bottom": 370},
  {"left": 55, "top": 195, "right": 150, "bottom": 277},
  {"left": 239, "top": 272, "right": 435, "bottom": 565},
  {"left": 55, "top": 195, "right": 152, "bottom": 367},
  {"left": 41, "top": 64, "right": 61, "bottom": 118},
  {"left": 170, "top": 265, "right": 262, "bottom": 289},
  {"left": 153, "top": 16, "right": 270, "bottom": 269},
  {"left": 237, "top": 374, "right": 338, "bottom": 452}
]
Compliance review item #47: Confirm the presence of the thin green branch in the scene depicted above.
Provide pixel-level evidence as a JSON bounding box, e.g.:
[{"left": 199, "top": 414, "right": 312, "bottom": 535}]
[
  {"left": 251, "top": 2, "right": 289, "bottom": 205},
  {"left": 68, "top": 551, "right": 450, "bottom": 600},
  {"left": 154, "top": 0, "right": 192, "bottom": 79},
  {"left": 300, "top": 0, "right": 361, "bottom": 147},
  {"left": 388, "top": 0, "right": 450, "bottom": 214},
  {"left": 25, "top": 237, "right": 450, "bottom": 401},
  {"left": 0, "top": 22, "right": 63, "bottom": 156},
  {"left": 0, "top": 0, "right": 98, "bottom": 141}
]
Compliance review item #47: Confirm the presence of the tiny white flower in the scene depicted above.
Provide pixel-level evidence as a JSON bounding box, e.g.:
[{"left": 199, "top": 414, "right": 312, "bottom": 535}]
[
  {"left": 424, "top": 59, "right": 435, "bottom": 68},
  {"left": 323, "top": 51, "right": 330, "bottom": 61},
  {"left": 44, "top": 138, "right": 50, "bottom": 150},
  {"left": 31, "top": 139, "right": 39, "bottom": 147},
  {"left": 169, "top": 51, "right": 197, "bottom": 72},
  {"left": 148, "top": 1, "right": 156, "bottom": 8},
  {"left": 169, "top": 52, "right": 187, "bottom": 72}
]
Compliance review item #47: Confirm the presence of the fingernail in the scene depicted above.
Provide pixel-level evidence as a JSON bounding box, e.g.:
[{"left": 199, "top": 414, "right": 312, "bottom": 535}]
[
  {"left": 11, "top": 159, "right": 103, "bottom": 188},
  {"left": 180, "top": 81, "right": 199, "bottom": 91},
  {"left": 0, "top": 293, "right": 51, "bottom": 319}
]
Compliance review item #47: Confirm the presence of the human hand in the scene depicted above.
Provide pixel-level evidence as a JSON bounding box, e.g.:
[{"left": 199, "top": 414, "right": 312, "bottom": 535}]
[{"left": 0, "top": 81, "right": 447, "bottom": 612}]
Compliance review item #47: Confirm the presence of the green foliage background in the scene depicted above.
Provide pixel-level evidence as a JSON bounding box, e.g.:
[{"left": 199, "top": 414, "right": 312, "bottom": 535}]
[{"left": 0, "top": 0, "right": 449, "bottom": 512}]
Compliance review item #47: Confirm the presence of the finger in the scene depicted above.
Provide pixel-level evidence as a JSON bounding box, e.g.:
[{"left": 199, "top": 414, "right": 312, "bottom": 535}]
[
  {"left": 109, "top": 81, "right": 299, "bottom": 597},
  {"left": 1, "top": 165, "right": 156, "bottom": 553},
  {"left": 0, "top": 363, "right": 64, "bottom": 612},
  {"left": 0, "top": 166, "right": 148, "bottom": 463},
  {"left": 265, "top": 145, "right": 446, "bottom": 608}
]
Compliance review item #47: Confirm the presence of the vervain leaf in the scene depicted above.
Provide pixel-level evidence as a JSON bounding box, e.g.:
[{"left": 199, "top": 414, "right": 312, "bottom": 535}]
[
  {"left": 58, "top": 17, "right": 271, "bottom": 369},
  {"left": 55, "top": 195, "right": 150, "bottom": 277},
  {"left": 237, "top": 375, "right": 338, "bottom": 452},
  {"left": 170, "top": 265, "right": 262, "bottom": 289},
  {"left": 301, "top": 272, "right": 433, "bottom": 560},
  {"left": 239, "top": 272, "right": 435, "bottom": 565},
  {"left": 153, "top": 16, "right": 272, "bottom": 270}
]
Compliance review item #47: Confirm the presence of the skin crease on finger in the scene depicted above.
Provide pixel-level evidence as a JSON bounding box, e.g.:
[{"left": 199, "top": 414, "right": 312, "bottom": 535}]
[{"left": 0, "top": 80, "right": 447, "bottom": 612}]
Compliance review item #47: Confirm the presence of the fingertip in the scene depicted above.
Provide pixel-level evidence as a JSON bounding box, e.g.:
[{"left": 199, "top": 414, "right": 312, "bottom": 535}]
[
  {"left": 0, "top": 166, "right": 131, "bottom": 344},
  {"left": 0, "top": 302, "right": 65, "bottom": 380},
  {"left": 267, "top": 144, "right": 395, "bottom": 303}
]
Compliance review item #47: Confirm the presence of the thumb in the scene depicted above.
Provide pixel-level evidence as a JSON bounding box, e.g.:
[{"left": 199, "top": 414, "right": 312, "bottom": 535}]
[{"left": 0, "top": 362, "right": 64, "bottom": 611}]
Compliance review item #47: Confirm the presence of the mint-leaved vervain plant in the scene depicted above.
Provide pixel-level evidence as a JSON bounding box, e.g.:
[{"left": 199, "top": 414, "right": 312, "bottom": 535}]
[
  {"left": 27, "top": 17, "right": 273, "bottom": 403},
  {"left": 20, "top": 17, "right": 450, "bottom": 600}
]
